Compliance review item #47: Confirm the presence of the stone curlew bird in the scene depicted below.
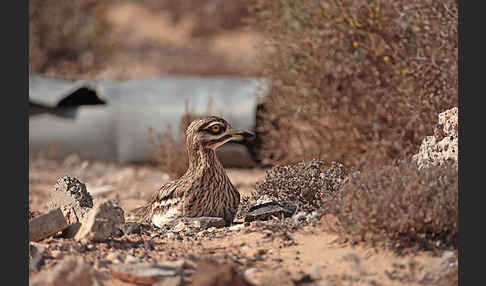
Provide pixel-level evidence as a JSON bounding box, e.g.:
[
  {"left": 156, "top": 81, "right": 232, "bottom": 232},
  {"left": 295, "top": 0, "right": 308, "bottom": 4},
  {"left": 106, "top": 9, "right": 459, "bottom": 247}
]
[{"left": 133, "top": 116, "right": 254, "bottom": 227}]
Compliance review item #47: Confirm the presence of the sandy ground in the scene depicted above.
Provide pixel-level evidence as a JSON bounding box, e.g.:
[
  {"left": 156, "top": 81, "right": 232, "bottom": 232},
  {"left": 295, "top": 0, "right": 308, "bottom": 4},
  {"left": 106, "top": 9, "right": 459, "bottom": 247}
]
[
  {"left": 29, "top": 3, "right": 456, "bottom": 285},
  {"left": 29, "top": 155, "right": 457, "bottom": 286}
]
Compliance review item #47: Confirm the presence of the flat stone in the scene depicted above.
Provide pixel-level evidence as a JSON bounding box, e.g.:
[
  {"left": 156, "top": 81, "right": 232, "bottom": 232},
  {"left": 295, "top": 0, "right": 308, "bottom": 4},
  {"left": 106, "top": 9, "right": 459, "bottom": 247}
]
[
  {"left": 125, "top": 255, "right": 140, "bottom": 264},
  {"left": 119, "top": 222, "right": 141, "bottom": 235},
  {"left": 186, "top": 217, "right": 226, "bottom": 229},
  {"left": 229, "top": 224, "right": 246, "bottom": 231},
  {"left": 244, "top": 201, "right": 297, "bottom": 222},
  {"left": 61, "top": 222, "right": 82, "bottom": 238},
  {"left": 170, "top": 217, "right": 227, "bottom": 232},
  {"left": 30, "top": 257, "right": 102, "bottom": 286},
  {"left": 111, "top": 262, "right": 183, "bottom": 285},
  {"left": 75, "top": 199, "right": 125, "bottom": 242},
  {"left": 29, "top": 208, "right": 71, "bottom": 242}
]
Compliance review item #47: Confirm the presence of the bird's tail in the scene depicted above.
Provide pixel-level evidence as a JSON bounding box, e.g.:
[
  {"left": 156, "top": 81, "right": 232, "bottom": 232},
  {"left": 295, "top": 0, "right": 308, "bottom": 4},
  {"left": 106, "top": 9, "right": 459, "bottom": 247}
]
[{"left": 130, "top": 204, "right": 150, "bottom": 223}]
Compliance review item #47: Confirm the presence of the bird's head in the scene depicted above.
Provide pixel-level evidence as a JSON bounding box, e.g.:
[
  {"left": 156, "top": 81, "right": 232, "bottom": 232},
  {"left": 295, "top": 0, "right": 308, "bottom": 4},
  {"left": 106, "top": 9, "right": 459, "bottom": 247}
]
[{"left": 185, "top": 116, "right": 254, "bottom": 150}]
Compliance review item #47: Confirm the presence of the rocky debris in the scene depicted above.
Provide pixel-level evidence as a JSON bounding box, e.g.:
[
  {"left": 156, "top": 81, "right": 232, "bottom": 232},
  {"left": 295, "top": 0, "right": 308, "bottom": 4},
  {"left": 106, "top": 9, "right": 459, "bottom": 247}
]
[
  {"left": 30, "top": 176, "right": 96, "bottom": 242},
  {"left": 241, "top": 247, "right": 267, "bottom": 261},
  {"left": 412, "top": 107, "right": 458, "bottom": 170},
  {"left": 88, "top": 185, "right": 116, "bottom": 197},
  {"left": 292, "top": 211, "right": 321, "bottom": 224},
  {"left": 29, "top": 257, "right": 103, "bottom": 286},
  {"left": 47, "top": 176, "right": 93, "bottom": 224},
  {"left": 50, "top": 250, "right": 63, "bottom": 259},
  {"left": 106, "top": 252, "right": 125, "bottom": 264},
  {"left": 229, "top": 224, "right": 246, "bottom": 231},
  {"left": 110, "top": 261, "right": 185, "bottom": 285},
  {"left": 75, "top": 200, "right": 125, "bottom": 242},
  {"left": 191, "top": 260, "right": 254, "bottom": 286},
  {"left": 244, "top": 201, "right": 297, "bottom": 222},
  {"left": 29, "top": 208, "right": 71, "bottom": 242},
  {"left": 119, "top": 222, "right": 142, "bottom": 235},
  {"left": 292, "top": 273, "right": 316, "bottom": 285},
  {"left": 125, "top": 255, "right": 141, "bottom": 264},
  {"left": 178, "top": 217, "right": 227, "bottom": 231},
  {"left": 165, "top": 217, "right": 228, "bottom": 233},
  {"left": 46, "top": 176, "right": 94, "bottom": 238},
  {"left": 383, "top": 258, "right": 456, "bottom": 284},
  {"left": 29, "top": 242, "right": 47, "bottom": 271},
  {"left": 29, "top": 208, "right": 42, "bottom": 220},
  {"left": 190, "top": 217, "right": 227, "bottom": 229},
  {"left": 255, "top": 195, "right": 276, "bottom": 205}
]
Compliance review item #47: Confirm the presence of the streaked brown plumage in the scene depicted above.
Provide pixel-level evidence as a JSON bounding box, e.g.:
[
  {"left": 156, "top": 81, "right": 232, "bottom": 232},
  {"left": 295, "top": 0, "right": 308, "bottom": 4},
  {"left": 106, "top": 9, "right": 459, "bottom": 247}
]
[{"left": 134, "top": 116, "right": 253, "bottom": 227}]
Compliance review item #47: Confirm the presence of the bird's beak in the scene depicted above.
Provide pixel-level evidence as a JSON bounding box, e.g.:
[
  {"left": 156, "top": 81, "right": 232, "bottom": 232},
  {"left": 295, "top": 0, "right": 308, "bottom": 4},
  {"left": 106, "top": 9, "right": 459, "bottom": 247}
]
[{"left": 230, "top": 129, "right": 254, "bottom": 141}]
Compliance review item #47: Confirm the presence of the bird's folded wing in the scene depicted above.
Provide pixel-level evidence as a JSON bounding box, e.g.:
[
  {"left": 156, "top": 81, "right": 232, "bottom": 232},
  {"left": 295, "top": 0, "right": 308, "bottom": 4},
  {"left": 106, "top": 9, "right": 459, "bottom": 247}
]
[
  {"left": 131, "top": 180, "right": 183, "bottom": 221},
  {"left": 148, "top": 180, "right": 187, "bottom": 214}
]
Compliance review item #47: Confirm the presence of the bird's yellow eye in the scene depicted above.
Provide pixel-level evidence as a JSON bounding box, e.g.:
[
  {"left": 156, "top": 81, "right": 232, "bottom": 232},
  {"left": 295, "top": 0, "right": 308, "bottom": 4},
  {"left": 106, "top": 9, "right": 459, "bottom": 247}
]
[{"left": 211, "top": 125, "right": 221, "bottom": 133}]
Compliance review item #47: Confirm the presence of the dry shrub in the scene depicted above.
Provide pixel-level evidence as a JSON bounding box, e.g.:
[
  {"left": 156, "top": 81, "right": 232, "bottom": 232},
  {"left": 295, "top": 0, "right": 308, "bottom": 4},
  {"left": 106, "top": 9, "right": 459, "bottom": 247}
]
[
  {"left": 148, "top": 126, "right": 188, "bottom": 179},
  {"left": 330, "top": 160, "right": 457, "bottom": 253},
  {"left": 149, "top": 101, "right": 209, "bottom": 179},
  {"left": 238, "top": 160, "right": 348, "bottom": 217},
  {"left": 29, "top": 0, "right": 115, "bottom": 76},
  {"left": 245, "top": 0, "right": 458, "bottom": 170},
  {"left": 29, "top": 0, "right": 248, "bottom": 78},
  {"left": 140, "top": 0, "right": 247, "bottom": 37}
]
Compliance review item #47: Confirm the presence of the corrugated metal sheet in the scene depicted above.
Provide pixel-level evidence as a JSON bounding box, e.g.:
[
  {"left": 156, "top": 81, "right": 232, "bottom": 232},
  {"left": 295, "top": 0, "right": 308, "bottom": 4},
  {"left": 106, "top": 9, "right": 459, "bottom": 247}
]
[{"left": 29, "top": 73, "right": 269, "bottom": 165}]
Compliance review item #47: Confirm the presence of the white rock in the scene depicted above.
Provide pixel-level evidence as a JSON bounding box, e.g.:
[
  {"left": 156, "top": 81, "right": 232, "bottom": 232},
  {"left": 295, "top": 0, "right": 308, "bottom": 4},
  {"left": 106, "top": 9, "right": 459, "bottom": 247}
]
[
  {"left": 229, "top": 224, "right": 245, "bottom": 231},
  {"left": 125, "top": 255, "right": 140, "bottom": 264},
  {"left": 412, "top": 107, "right": 458, "bottom": 170}
]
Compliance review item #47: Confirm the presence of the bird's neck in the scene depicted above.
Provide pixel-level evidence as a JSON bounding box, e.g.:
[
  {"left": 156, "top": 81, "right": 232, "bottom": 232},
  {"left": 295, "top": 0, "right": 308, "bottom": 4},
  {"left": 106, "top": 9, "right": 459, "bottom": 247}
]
[{"left": 185, "top": 143, "right": 225, "bottom": 177}]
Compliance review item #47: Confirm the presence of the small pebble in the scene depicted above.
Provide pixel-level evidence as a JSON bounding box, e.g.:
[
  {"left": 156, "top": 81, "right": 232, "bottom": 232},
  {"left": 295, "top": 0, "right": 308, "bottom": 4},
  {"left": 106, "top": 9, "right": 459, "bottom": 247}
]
[
  {"left": 106, "top": 252, "right": 123, "bottom": 264},
  {"left": 125, "top": 255, "right": 140, "bottom": 264},
  {"left": 166, "top": 232, "right": 176, "bottom": 239},
  {"left": 244, "top": 268, "right": 260, "bottom": 284},
  {"left": 229, "top": 224, "right": 245, "bottom": 231},
  {"left": 50, "top": 250, "right": 63, "bottom": 259}
]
